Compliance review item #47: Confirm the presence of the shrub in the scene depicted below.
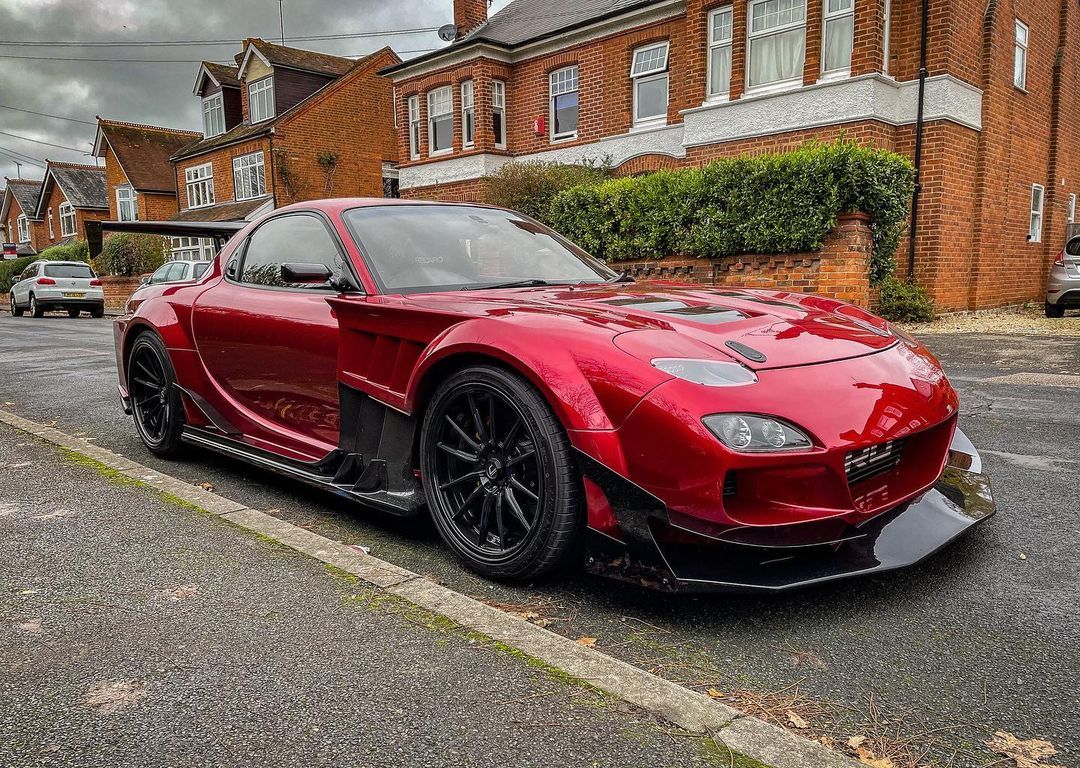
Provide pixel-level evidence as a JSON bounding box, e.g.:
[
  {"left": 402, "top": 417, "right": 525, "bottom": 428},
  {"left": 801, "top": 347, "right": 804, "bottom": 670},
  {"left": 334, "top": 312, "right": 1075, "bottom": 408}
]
[
  {"left": 546, "top": 139, "right": 914, "bottom": 283},
  {"left": 0, "top": 256, "right": 33, "bottom": 293},
  {"left": 37, "top": 239, "right": 90, "bottom": 264},
  {"left": 482, "top": 160, "right": 611, "bottom": 221},
  {"left": 98, "top": 233, "right": 168, "bottom": 277},
  {"left": 876, "top": 276, "right": 935, "bottom": 322}
]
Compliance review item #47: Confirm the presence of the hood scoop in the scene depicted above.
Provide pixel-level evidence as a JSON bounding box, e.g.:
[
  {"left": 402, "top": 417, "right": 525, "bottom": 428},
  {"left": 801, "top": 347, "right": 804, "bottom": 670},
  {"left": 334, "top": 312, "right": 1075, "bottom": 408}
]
[
  {"left": 724, "top": 340, "right": 767, "bottom": 363},
  {"left": 602, "top": 297, "right": 750, "bottom": 326}
]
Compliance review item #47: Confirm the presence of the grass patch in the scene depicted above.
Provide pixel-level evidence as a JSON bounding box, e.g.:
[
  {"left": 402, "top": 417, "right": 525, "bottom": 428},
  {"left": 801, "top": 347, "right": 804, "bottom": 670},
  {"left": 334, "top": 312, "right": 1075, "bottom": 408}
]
[{"left": 700, "top": 739, "right": 776, "bottom": 768}]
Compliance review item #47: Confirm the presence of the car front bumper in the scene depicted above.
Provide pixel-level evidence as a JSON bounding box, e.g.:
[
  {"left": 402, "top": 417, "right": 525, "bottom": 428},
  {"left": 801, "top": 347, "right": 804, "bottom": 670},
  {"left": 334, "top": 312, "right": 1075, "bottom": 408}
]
[{"left": 578, "top": 427, "right": 995, "bottom": 593}]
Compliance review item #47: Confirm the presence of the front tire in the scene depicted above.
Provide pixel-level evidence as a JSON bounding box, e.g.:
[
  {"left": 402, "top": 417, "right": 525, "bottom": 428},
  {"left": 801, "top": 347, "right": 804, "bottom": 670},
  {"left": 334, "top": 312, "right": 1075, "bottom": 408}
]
[
  {"left": 1045, "top": 301, "right": 1066, "bottom": 318},
  {"left": 30, "top": 295, "right": 44, "bottom": 318},
  {"left": 10, "top": 294, "right": 23, "bottom": 317},
  {"left": 420, "top": 365, "right": 583, "bottom": 581},
  {"left": 127, "top": 333, "right": 185, "bottom": 458}
]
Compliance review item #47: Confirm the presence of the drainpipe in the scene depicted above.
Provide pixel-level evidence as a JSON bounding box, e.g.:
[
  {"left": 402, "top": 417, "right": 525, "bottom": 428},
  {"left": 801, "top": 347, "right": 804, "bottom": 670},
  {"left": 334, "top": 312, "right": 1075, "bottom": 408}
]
[
  {"left": 907, "top": 0, "right": 930, "bottom": 283},
  {"left": 269, "top": 128, "right": 278, "bottom": 209}
]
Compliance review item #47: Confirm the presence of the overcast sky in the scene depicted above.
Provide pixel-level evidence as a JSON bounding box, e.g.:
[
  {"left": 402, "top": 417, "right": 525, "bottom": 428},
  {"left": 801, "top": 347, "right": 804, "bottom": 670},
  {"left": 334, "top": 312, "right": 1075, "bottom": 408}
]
[{"left": 0, "top": 0, "right": 512, "bottom": 182}]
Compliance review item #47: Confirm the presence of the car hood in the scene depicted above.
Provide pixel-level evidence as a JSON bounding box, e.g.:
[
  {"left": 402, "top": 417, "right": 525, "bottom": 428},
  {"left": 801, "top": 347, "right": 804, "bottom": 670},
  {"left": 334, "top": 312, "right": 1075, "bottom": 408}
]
[{"left": 402, "top": 283, "right": 898, "bottom": 370}]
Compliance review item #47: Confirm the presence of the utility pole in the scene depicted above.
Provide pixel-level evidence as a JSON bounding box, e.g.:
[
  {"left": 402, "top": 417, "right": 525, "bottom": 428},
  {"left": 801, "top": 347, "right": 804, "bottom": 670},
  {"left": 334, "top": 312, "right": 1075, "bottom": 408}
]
[
  {"left": 278, "top": 0, "right": 286, "bottom": 45},
  {"left": 14, "top": 161, "right": 21, "bottom": 179}
]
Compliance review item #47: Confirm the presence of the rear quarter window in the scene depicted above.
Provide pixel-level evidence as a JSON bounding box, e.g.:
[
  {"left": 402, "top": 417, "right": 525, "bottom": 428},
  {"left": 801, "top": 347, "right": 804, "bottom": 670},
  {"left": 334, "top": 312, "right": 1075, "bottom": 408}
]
[
  {"left": 1066, "top": 238, "right": 1080, "bottom": 256},
  {"left": 44, "top": 264, "right": 93, "bottom": 278}
]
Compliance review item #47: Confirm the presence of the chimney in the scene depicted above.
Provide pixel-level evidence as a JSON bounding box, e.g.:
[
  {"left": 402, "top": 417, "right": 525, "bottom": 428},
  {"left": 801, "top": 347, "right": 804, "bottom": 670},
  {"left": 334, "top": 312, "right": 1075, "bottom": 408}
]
[{"left": 454, "top": 0, "right": 488, "bottom": 39}]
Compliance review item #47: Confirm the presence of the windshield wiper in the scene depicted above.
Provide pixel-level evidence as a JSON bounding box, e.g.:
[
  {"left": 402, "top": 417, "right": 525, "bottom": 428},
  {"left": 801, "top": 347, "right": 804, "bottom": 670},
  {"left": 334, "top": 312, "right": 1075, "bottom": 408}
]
[
  {"left": 462, "top": 279, "right": 551, "bottom": 291},
  {"left": 605, "top": 270, "right": 635, "bottom": 283}
]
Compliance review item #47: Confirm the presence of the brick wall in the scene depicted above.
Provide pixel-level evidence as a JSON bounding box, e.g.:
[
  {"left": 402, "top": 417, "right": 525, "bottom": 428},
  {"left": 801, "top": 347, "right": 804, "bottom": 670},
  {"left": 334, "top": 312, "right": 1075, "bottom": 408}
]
[
  {"left": 36, "top": 181, "right": 107, "bottom": 251},
  {"left": 100, "top": 275, "right": 143, "bottom": 310},
  {"left": 174, "top": 137, "right": 272, "bottom": 212},
  {"left": 103, "top": 144, "right": 180, "bottom": 221},
  {"left": 2, "top": 198, "right": 46, "bottom": 253}
]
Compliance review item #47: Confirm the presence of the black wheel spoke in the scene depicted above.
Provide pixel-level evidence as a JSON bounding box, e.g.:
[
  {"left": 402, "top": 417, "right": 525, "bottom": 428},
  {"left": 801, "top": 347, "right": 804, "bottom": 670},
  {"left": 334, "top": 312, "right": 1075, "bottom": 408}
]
[
  {"left": 507, "top": 448, "right": 535, "bottom": 467},
  {"left": 476, "top": 494, "right": 493, "bottom": 544},
  {"left": 508, "top": 476, "right": 538, "bottom": 502},
  {"left": 494, "top": 493, "right": 506, "bottom": 542},
  {"left": 444, "top": 414, "right": 481, "bottom": 451},
  {"left": 466, "top": 393, "right": 488, "bottom": 443},
  {"left": 437, "top": 442, "right": 478, "bottom": 463},
  {"left": 439, "top": 469, "right": 481, "bottom": 491},
  {"left": 133, "top": 376, "right": 160, "bottom": 390},
  {"left": 503, "top": 487, "right": 531, "bottom": 531},
  {"left": 452, "top": 484, "right": 483, "bottom": 521},
  {"left": 500, "top": 416, "right": 522, "bottom": 450}
]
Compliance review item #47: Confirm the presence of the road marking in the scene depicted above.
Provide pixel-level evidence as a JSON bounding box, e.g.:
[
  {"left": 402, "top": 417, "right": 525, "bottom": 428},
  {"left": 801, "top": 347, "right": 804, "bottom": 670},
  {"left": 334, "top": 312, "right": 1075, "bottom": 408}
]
[
  {"left": 982, "top": 450, "right": 1080, "bottom": 472},
  {"left": 0, "top": 407, "right": 858, "bottom": 768},
  {"left": 977, "top": 372, "right": 1080, "bottom": 388}
]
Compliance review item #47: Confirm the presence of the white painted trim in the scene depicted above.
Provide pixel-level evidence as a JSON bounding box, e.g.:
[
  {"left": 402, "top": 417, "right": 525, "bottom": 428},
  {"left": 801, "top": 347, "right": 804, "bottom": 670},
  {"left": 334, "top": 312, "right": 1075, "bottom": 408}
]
[
  {"left": 237, "top": 44, "right": 272, "bottom": 82},
  {"left": 192, "top": 62, "right": 221, "bottom": 95}
]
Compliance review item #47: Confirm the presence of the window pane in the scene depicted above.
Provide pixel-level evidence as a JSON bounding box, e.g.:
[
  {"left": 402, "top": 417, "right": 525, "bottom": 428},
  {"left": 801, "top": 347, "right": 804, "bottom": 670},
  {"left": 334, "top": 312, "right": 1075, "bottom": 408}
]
[
  {"left": 824, "top": 14, "right": 854, "bottom": 72},
  {"left": 492, "top": 110, "right": 504, "bottom": 145},
  {"left": 241, "top": 214, "right": 341, "bottom": 288},
  {"left": 751, "top": 0, "right": 805, "bottom": 33},
  {"left": 431, "top": 115, "right": 452, "bottom": 151},
  {"left": 749, "top": 27, "right": 806, "bottom": 87},
  {"left": 827, "top": 0, "right": 852, "bottom": 13},
  {"left": 709, "top": 45, "right": 732, "bottom": 95},
  {"left": 711, "top": 8, "right": 733, "bottom": 43},
  {"left": 631, "top": 43, "right": 669, "bottom": 76},
  {"left": 553, "top": 91, "right": 579, "bottom": 135},
  {"left": 635, "top": 75, "right": 668, "bottom": 121}
]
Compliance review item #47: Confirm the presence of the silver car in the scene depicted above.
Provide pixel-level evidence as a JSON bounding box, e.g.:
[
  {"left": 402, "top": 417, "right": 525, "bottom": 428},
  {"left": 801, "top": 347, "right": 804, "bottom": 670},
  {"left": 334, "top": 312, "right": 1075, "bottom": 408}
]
[
  {"left": 10, "top": 260, "right": 105, "bottom": 318},
  {"left": 140, "top": 260, "right": 211, "bottom": 287},
  {"left": 1046, "top": 236, "right": 1080, "bottom": 317}
]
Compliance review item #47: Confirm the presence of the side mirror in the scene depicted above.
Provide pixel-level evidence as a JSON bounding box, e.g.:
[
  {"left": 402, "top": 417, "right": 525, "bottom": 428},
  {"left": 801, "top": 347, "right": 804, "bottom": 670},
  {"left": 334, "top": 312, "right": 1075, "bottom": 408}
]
[
  {"left": 140, "top": 276, "right": 150, "bottom": 285},
  {"left": 281, "top": 262, "right": 333, "bottom": 284}
]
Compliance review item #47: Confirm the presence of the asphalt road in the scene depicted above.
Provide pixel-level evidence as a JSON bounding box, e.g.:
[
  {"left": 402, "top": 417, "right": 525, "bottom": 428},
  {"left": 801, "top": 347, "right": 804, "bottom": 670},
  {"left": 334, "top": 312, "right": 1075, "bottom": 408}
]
[
  {"left": 1, "top": 313, "right": 1077, "bottom": 768},
  {"left": 0, "top": 424, "right": 717, "bottom": 768}
]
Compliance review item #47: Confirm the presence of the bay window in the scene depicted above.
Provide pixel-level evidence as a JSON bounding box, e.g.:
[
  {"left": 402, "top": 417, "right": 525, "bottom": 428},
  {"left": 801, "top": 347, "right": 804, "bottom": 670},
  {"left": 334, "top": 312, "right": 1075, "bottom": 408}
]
[
  {"left": 248, "top": 77, "right": 275, "bottom": 122},
  {"left": 708, "top": 6, "right": 734, "bottom": 99},
  {"left": 202, "top": 93, "right": 225, "bottom": 137},
  {"left": 747, "top": 0, "right": 806, "bottom": 91},
  {"left": 116, "top": 185, "right": 138, "bottom": 221},
  {"left": 630, "top": 41, "right": 669, "bottom": 128},
  {"left": 462, "top": 80, "right": 475, "bottom": 149},
  {"left": 492, "top": 80, "right": 506, "bottom": 149},
  {"left": 408, "top": 94, "right": 421, "bottom": 160},
  {"left": 232, "top": 152, "right": 266, "bottom": 201},
  {"left": 185, "top": 163, "right": 215, "bottom": 209},
  {"left": 59, "top": 202, "right": 76, "bottom": 237},
  {"left": 550, "top": 66, "right": 579, "bottom": 140},
  {"left": 823, "top": 0, "right": 854, "bottom": 76},
  {"left": 427, "top": 86, "right": 453, "bottom": 156}
]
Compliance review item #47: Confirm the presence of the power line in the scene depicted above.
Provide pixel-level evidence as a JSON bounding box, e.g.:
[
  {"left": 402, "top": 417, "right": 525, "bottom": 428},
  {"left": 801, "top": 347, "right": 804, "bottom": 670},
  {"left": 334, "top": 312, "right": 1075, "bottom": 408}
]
[
  {"left": 0, "top": 27, "right": 442, "bottom": 47},
  {"left": 0, "top": 47, "right": 438, "bottom": 64},
  {"left": 0, "top": 145, "right": 47, "bottom": 168},
  {"left": 0, "top": 129, "right": 87, "bottom": 153},
  {"left": 0, "top": 104, "right": 97, "bottom": 126}
]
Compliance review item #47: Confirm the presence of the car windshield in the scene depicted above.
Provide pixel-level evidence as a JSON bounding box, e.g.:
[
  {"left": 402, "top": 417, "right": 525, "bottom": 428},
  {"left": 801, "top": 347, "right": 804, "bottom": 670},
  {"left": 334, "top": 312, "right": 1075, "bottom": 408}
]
[
  {"left": 343, "top": 204, "right": 615, "bottom": 293},
  {"left": 193, "top": 262, "right": 210, "bottom": 279},
  {"left": 44, "top": 264, "right": 92, "bottom": 278}
]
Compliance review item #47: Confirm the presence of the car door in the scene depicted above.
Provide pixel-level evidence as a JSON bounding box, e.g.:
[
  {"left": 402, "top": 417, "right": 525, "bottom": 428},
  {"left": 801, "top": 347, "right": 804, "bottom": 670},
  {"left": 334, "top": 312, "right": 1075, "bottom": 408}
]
[
  {"left": 190, "top": 212, "right": 348, "bottom": 454},
  {"left": 12, "top": 263, "right": 37, "bottom": 305}
]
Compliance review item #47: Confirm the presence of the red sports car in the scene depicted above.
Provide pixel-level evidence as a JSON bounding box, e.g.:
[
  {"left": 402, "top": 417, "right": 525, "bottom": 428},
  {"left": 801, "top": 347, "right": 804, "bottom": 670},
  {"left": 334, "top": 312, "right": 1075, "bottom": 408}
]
[{"left": 110, "top": 200, "right": 995, "bottom": 592}]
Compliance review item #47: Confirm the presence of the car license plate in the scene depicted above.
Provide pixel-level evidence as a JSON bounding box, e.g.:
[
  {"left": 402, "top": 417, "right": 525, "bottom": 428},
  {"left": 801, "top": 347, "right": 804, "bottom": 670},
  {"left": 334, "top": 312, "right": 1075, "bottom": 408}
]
[{"left": 63, "top": 292, "right": 84, "bottom": 298}]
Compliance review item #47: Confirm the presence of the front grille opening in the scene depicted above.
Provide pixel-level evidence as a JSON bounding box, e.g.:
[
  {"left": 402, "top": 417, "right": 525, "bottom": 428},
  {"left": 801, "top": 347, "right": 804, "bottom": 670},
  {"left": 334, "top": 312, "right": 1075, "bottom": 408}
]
[
  {"left": 722, "top": 472, "right": 738, "bottom": 497},
  {"left": 845, "top": 439, "right": 905, "bottom": 486}
]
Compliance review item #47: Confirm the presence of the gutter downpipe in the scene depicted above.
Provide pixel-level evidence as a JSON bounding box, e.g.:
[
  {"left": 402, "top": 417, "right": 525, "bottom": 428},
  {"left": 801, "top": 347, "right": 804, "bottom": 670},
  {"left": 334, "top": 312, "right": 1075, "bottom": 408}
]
[{"left": 908, "top": 0, "right": 930, "bottom": 283}]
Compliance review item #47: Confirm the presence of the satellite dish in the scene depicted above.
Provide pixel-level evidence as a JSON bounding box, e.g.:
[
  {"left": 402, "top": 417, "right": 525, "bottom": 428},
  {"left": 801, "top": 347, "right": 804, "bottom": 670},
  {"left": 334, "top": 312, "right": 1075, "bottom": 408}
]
[{"left": 438, "top": 23, "right": 458, "bottom": 42}]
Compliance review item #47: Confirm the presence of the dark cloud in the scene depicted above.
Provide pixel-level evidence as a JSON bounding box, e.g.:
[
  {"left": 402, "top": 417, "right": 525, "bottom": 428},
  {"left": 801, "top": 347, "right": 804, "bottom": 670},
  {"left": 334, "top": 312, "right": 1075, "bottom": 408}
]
[{"left": 0, "top": 0, "right": 513, "bottom": 180}]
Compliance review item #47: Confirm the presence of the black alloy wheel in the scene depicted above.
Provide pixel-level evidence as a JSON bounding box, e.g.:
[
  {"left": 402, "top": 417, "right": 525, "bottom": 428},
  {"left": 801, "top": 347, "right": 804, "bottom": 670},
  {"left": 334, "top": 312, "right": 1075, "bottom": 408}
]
[
  {"left": 10, "top": 294, "right": 23, "bottom": 317},
  {"left": 128, "top": 333, "right": 185, "bottom": 458},
  {"left": 421, "top": 365, "right": 582, "bottom": 581}
]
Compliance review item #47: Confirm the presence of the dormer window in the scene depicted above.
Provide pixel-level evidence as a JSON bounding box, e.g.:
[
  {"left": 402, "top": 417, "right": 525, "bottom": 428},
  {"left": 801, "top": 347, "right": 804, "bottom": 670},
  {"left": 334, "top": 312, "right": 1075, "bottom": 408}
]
[
  {"left": 248, "top": 77, "right": 275, "bottom": 123},
  {"left": 202, "top": 93, "right": 225, "bottom": 137}
]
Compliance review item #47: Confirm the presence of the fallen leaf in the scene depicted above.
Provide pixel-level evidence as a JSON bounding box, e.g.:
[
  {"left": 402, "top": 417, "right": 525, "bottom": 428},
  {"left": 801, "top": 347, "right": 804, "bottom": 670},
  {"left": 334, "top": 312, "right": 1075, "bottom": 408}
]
[
  {"left": 855, "top": 746, "right": 895, "bottom": 768},
  {"left": 818, "top": 736, "right": 836, "bottom": 749},
  {"left": 986, "top": 731, "right": 1065, "bottom": 768},
  {"left": 575, "top": 636, "right": 597, "bottom": 647},
  {"left": 706, "top": 688, "right": 724, "bottom": 699},
  {"left": 786, "top": 710, "right": 809, "bottom": 729},
  {"left": 1019, "top": 553, "right": 1028, "bottom": 561},
  {"left": 83, "top": 680, "right": 146, "bottom": 715},
  {"left": 509, "top": 610, "right": 540, "bottom": 621},
  {"left": 847, "top": 736, "right": 867, "bottom": 750},
  {"left": 349, "top": 544, "right": 371, "bottom": 555},
  {"left": 196, "top": 482, "right": 215, "bottom": 492},
  {"left": 788, "top": 648, "right": 828, "bottom": 670},
  {"left": 532, "top": 618, "right": 551, "bottom": 628}
]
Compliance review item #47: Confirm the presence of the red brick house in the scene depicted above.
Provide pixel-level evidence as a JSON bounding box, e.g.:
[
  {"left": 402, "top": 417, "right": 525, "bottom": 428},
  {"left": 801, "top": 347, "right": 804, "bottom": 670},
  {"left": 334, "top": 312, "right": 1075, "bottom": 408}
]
[
  {"left": 92, "top": 119, "right": 201, "bottom": 222},
  {"left": 382, "top": 0, "right": 1080, "bottom": 311},
  {"left": 33, "top": 161, "right": 109, "bottom": 251},
  {"left": 169, "top": 38, "right": 401, "bottom": 225},
  {"left": 1, "top": 178, "right": 46, "bottom": 255}
]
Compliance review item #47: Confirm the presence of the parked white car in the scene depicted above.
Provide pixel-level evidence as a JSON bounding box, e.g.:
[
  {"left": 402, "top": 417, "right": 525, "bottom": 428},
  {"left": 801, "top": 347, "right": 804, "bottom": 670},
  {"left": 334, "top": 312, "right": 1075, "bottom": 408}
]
[
  {"left": 141, "top": 260, "right": 211, "bottom": 287},
  {"left": 10, "top": 260, "right": 105, "bottom": 318}
]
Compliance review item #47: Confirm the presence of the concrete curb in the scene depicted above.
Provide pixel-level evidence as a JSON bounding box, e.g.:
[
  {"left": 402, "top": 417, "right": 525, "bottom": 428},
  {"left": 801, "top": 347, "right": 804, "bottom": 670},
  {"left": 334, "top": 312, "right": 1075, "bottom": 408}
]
[{"left": 0, "top": 407, "right": 861, "bottom": 768}]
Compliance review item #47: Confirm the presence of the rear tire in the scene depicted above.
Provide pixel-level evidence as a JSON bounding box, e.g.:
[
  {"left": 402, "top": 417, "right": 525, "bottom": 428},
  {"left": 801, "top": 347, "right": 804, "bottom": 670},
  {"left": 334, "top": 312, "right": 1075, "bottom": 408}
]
[
  {"left": 30, "top": 295, "right": 44, "bottom": 318},
  {"left": 127, "top": 332, "right": 185, "bottom": 459},
  {"left": 10, "top": 294, "right": 23, "bottom": 317},
  {"left": 1045, "top": 301, "right": 1066, "bottom": 318},
  {"left": 420, "top": 365, "right": 583, "bottom": 581},
  {"left": 67, "top": 309, "right": 80, "bottom": 318},
  {"left": 90, "top": 304, "right": 104, "bottom": 318}
]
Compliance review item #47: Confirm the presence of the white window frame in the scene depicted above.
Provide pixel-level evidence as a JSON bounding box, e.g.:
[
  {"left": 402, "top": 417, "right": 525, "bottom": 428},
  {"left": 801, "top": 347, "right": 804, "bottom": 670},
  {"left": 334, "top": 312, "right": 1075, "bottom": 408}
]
[
  {"left": 185, "top": 162, "right": 215, "bottom": 209},
  {"left": 492, "top": 80, "right": 507, "bottom": 149},
  {"left": 47, "top": 208, "right": 54, "bottom": 239},
  {"left": 17, "top": 214, "right": 29, "bottom": 243},
  {"left": 427, "top": 86, "right": 453, "bottom": 157},
  {"left": 169, "top": 236, "right": 216, "bottom": 261},
  {"left": 202, "top": 93, "right": 225, "bottom": 137},
  {"left": 1070, "top": 193, "right": 1077, "bottom": 225},
  {"left": 1029, "top": 184, "right": 1045, "bottom": 243},
  {"left": 1014, "top": 20, "right": 1029, "bottom": 90},
  {"left": 116, "top": 185, "right": 138, "bottom": 222},
  {"left": 822, "top": 0, "right": 854, "bottom": 78},
  {"left": 707, "top": 7, "right": 734, "bottom": 100},
  {"left": 461, "top": 80, "right": 475, "bottom": 149},
  {"left": 549, "top": 65, "right": 579, "bottom": 142},
  {"left": 232, "top": 151, "right": 267, "bottom": 201},
  {"left": 747, "top": 0, "right": 807, "bottom": 94},
  {"left": 59, "top": 202, "right": 76, "bottom": 238},
  {"left": 407, "top": 94, "right": 421, "bottom": 160},
  {"left": 630, "top": 41, "right": 670, "bottom": 129},
  {"left": 248, "top": 77, "right": 275, "bottom": 123}
]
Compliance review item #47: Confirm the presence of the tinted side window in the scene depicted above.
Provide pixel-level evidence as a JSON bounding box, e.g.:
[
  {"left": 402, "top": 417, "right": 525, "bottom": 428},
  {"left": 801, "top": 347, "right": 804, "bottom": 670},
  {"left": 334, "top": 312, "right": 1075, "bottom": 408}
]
[
  {"left": 1066, "top": 238, "right": 1080, "bottom": 256},
  {"left": 240, "top": 214, "right": 342, "bottom": 289},
  {"left": 149, "top": 264, "right": 171, "bottom": 283},
  {"left": 193, "top": 262, "right": 210, "bottom": 279},
  {"left": 166, "top": 263, "right": 187, "bottom": 282}
]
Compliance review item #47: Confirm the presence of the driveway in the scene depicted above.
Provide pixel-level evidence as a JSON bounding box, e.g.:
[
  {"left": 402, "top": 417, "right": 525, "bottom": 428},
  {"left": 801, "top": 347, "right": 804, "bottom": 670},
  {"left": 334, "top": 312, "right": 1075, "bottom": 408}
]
[{"left": 1, "top": 313, "right": 1077, "bottom": 768}]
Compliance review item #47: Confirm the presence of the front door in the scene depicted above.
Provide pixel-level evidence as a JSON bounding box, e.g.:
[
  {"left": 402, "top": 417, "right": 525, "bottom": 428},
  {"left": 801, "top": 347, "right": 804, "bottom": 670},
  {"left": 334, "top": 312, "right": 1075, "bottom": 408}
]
[{"left": 191, "top": 212, "right": 348, "bottom": 457}]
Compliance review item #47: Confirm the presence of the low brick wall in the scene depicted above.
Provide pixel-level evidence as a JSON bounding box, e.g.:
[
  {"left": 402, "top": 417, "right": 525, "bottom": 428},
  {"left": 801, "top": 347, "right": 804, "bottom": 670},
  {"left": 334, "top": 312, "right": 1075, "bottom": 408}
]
[
  {"left": 101, "top": 275, "right": 143, "bottom": 310},
  {"left": 609, "top": 213, "right": 873, "bottom": 307}
]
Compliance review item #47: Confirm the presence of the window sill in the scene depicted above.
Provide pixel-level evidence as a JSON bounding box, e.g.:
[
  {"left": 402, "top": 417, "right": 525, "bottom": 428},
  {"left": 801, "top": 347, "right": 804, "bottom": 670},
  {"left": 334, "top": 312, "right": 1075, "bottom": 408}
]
[
  {"left": 817, "top": 69, "right": 851, "bottom": 84},
  {"left": 463, "top": 143, "right": 475, "bottom": 150},
  {"left": 630, "top": 119, "right": 668, "bottom": 133},
  {"left": 743, "top": 79, "right": 803, "bottom": 99},
  {"left": 428, "top": 149, "right": 453, "bottom": 158},
  {"left": 702, "top": 94, "right": 731, "bottom": 106},
  {"left": 551, "top": 133, "right": 578, "bottom": 144},
  {"left": 234, "top": 194, "right": 271, "bottom": 203},
  {"left": 1014, "top": 84, "right": 1028, "bottom": 94}
]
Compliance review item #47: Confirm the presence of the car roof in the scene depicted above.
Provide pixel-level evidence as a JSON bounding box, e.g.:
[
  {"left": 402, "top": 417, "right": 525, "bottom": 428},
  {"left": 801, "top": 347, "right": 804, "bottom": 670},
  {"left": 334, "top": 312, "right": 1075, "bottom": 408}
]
[
  {"left": 39, "top": 260, "right": 90, "bottom": 266},
  {"left": 271, "top": 197, "right": 499, "bottom": 216}
]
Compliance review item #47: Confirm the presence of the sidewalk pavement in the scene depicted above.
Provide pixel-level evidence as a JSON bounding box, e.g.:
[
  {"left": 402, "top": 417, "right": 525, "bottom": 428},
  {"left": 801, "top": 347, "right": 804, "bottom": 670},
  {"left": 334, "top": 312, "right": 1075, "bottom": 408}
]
[{"left": 0, "top": 424, "right": 722, "bottom": 768}]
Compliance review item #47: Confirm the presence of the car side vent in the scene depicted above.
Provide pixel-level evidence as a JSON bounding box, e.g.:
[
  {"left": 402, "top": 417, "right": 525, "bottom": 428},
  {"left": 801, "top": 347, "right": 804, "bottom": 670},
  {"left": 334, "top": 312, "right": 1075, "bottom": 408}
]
[
  {"left": 722, "top": 472, "right": 737, "bottom": 497},
  {"left": 845, "top": 439, "right": 905, "bottom": 486}
]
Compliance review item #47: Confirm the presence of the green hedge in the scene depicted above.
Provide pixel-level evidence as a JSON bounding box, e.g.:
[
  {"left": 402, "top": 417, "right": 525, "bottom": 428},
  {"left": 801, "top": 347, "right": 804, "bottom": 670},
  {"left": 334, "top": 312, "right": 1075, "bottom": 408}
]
[
  {"left": 37, "top": 240, "right": 90, "bottom": 264},
  {"left": 0, "top": 256, "right": 34, "bottom": 293},
  {"left": 98, "top": 233, "right": 167, "bottom": 277},
  {"left": 481, "top": 160, "right": 611, "bottom": 221},
  {"left": 876, "top": 276, "right": 935, "bottom": 322},
  {"left": 545, "top": 140, "right": 914, "bottom": 284}
]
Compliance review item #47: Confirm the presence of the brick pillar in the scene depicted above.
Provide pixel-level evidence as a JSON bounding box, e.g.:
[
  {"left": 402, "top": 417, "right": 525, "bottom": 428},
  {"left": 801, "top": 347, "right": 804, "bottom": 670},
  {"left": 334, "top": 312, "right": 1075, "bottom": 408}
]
[
  {"left": 803, "top": 0, "right": 824, "bottom": 84},
  {"left": 729, "top": 0, "right": 748, "bottom": 100},
  {"left": 815, "top": 212, "right": 872, "bottom": 306},
  {"left": 850, "top": 0, "right": 887, "bottom": 76}
]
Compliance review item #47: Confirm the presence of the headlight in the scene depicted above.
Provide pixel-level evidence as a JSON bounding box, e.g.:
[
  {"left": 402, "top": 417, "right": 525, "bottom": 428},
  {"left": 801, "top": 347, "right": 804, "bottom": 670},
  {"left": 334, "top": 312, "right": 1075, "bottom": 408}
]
[
  {"left": 652, "top": 358, "right": 757, "bottom": 387},
  {"left": 703, "top": 414, "right": 813, "bottom": 452}
]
